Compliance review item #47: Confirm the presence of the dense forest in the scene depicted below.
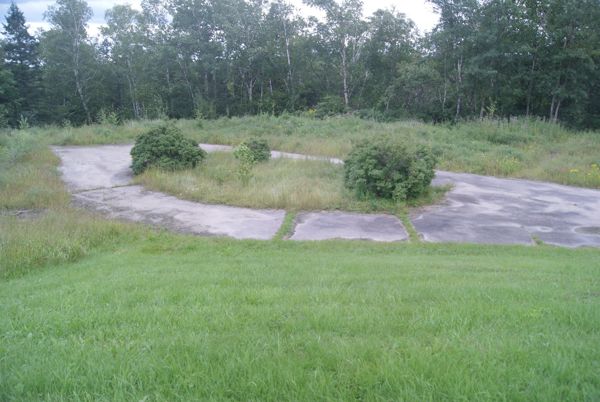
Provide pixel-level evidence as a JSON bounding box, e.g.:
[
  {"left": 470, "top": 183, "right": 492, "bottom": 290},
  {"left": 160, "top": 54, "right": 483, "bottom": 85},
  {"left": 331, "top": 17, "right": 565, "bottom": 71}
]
[{"left": 1, "top": 0, "right": 599, "bottom": 128}]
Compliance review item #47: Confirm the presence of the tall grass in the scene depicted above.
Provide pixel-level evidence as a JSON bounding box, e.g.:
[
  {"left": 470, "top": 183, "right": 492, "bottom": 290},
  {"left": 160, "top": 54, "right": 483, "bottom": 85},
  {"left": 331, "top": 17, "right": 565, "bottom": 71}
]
[
  {"left": 192, "top": 116, "right": 600, "bottom": 188},
  {"left": 135, "top": 152, "right": 447, "bottom": 212},
  {"left": 0, "top": 129, "right": 148, "bottom": 279},
  {"left": 0, "top": 210, "right": 144, "bottom": 279},
  {"left": 18, "top": 115, "right": 599, "bottom": 188}
]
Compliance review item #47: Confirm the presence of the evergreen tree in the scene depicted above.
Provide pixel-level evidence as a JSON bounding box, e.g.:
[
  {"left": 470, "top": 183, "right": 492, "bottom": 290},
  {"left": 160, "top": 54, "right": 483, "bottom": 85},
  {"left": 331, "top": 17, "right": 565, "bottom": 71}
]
[{"left": 2, "top": 2, "right": 40, "bottom": 125}]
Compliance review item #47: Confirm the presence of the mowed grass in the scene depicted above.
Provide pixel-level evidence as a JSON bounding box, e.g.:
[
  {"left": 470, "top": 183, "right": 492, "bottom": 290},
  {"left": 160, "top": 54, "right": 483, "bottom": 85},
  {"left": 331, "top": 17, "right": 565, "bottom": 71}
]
[
  {"left": 1, "top": 119, "right": 600, "bottom": 400},
  {"left": 1, "top": 236, "right": 599, "bottom": 401},
  {"left": 135, "top": 152, "right": 448, "bottom": 212}
]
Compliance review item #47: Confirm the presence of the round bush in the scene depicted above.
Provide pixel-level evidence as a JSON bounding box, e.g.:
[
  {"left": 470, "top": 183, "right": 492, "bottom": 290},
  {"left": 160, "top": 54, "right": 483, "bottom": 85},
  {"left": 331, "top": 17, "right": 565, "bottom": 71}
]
[
  {"left": 130, "top": 125, "right": 206, "bottom": 175},
  {"left": 344, "top": 137, "right": 436, "bottom": 200},
  {"left": 241, "top": 138, "right": 271, "bottom": 162}
]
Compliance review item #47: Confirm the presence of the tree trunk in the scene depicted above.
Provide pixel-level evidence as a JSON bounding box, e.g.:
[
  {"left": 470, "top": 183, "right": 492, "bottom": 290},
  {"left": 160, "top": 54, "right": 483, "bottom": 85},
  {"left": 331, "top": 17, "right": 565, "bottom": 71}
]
[
  {"left": 341, "top": 47, "right": 349, "bottom": 107},
  {"left": 283, "top": 18, "right": 293, "bottom": 97},
  {"left": 553, "top": 98, "right": 562, "bottom": 122},
  {"left": 165, "top": 66, "right": 173, "bottom": 116},
  {"left": 126, "top": 56, "right": 140, "bottom": 119},
  {"left": 71, "top": 35, "right": 91, "bottom": 124},
  {"left": 525, "top": 55, "right": 536, "bottom": 117},
  {"left": 479, "top": 99, "right": 485, "bottom": 120},
  {"left": 204, "top": 71, "right": 209, "bottom": 98},
  {"left": 455, "top": 55, "right": 463, "bottom": 121},
  {"left": 177, "top": 58, "right": 195, "bottom": 106}
]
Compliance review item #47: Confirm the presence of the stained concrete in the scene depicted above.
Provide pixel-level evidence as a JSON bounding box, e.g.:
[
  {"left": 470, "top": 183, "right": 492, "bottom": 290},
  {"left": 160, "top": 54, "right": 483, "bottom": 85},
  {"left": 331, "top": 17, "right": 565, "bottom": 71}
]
[
  {"left": 52, "top": 144, "right": 600, "bottom": 247},
  {"left": 73, "top": 186, "right": 285, "bottom": 240},
  {"left": 52, "top": 145, "right": 133, "bottom": 192},
  {"left": 411, "top": 171, "right": 600, "bottom": 247},
  {"left": 52, "top": 144, "right": 286, "bottom": 239},
  {"left": 290, "top": 211, "right": 408, "bottom": 242},
  {"left": 52, "top": 144, "right": 341, "bottom": 193}
]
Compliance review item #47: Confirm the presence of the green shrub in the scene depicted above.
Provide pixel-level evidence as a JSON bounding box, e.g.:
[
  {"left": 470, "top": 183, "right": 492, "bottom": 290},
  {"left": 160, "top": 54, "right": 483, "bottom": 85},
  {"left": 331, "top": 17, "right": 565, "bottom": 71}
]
[
  {"left": 315, "top": 95, "right": 346, "bottom": 118},
  {"left": 344, "top": 137, "right": 436, "bottom": 201},
  {"left": 130, "top": 125, "right": 205, "bottom": 175},
  {"left": 241, "top": 138, "right": 271, "bottom": 162},
  {"left": 97, "top": 108, "right": 120, "bottom": 126},
  {"left": 18, "top": 115, "right": 30, "bottom": 130},
  {"left": 233, "top": 143, "right": 256, "bottom": 185}
]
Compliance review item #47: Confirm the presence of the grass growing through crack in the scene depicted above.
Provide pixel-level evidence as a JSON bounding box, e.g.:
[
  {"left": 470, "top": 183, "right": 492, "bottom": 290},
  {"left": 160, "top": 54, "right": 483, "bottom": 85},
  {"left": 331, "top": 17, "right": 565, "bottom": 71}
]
[
  {"left": 274, "top": 211, "right": 297, "bottom": 240},
  {"left": 1, "top": 236, "right": 600, "bottom": 401},
  {"left": 135, "top": 152, "right": 448, "bottom": 212}
]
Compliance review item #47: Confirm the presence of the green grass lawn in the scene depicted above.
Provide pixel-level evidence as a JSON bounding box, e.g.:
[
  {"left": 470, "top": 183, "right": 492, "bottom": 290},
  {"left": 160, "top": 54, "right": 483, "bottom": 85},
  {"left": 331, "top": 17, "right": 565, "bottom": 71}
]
[
  {"left": 2, "top": 117, "right": 600, "bottom": 400},
  {"left": 1, "top": 236, "right": 599, "bottom": 401},
  {"left": 135, "top": 152, "right": 448, "bottom": 212}
]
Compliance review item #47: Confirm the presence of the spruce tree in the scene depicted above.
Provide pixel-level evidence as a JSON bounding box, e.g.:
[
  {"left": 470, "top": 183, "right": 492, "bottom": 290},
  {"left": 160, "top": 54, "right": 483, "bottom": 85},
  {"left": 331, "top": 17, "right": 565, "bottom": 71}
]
[{"left": 2, "top": 2, "right": 40, "bottom": 124}]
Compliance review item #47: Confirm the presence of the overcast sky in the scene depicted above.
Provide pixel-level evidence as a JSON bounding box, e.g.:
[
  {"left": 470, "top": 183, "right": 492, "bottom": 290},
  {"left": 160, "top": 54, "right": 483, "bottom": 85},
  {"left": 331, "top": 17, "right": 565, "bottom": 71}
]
[{"left": 0, "top": 0, "right": 439, "bottom": 37}]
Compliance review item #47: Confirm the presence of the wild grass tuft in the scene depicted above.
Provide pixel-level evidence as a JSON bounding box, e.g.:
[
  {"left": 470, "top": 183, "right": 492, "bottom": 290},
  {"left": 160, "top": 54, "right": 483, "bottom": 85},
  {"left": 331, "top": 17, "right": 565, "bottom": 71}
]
[
  {"left": 135, "top": 152, "right": 447, "bottom": 212},
  {"left": 0, "top": 210, "right": 145, "bottom": 279},
  {"left": 7, "top": 115, "right": 598, "bottom": 188},
  {"left": 0, "top": 128, "right": 149, "bottom": 279}
]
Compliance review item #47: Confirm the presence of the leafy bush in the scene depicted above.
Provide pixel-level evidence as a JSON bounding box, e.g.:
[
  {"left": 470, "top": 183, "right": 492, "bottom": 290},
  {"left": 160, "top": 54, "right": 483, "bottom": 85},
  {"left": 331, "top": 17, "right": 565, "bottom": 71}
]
[
  {"left": 97, "top": 108, "right": 120, "bottom": 126},
  {"left": 315, "top": 95, "right": 346, "bottom": 118},
  {"left": 241, "top": 138, "right": 271, "bottom": 162},
  {"left": 344, "top": 137, "right": 436, "bottom": 201},
  {"left": 233, "top": 143, "right": 256, "bottom": 185},
  {"left": 195, "top": 97, "right": 217, "bottom": 121},
  {"left": 130, "top": 125, "right": 205, "bottom": 175},
  {"left": 18, "top": 115, "right": 30, "bottom": 130}
]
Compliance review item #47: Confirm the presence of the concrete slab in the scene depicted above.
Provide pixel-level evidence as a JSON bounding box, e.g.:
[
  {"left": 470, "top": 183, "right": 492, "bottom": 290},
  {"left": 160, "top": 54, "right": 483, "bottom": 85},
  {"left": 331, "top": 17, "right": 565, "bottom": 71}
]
[
  {"left": 290, "top": 211, "right": 408, "bottom": 242},
  {"left": 52, "top": 144, "right": 600, "bottom": 247},
  {"left": 52, "top": 144, "right": 340, "bottom": 193},
  {"left": 52, "top": 145, "right": 133, "bottom": 192},
  {"left": 411, "top": 171, "right": 600, "bottom": 247},
  {"left": 74, "top": 186, "right": 285, "bottom": 240},
  {"left": 270, "top": 150, "right": 343, "bottom": 165}
]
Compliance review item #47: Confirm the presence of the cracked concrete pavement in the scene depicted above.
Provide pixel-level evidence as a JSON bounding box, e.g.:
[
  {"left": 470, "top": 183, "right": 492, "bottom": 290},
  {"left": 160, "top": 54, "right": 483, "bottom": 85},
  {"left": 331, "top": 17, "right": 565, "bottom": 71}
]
[
  {"left": 52, "top": 144, "right": 600, "bottom": 247},
  {"left": 412, "top": 171, "right": 600, "bottom": 247},
  {"left": 290, "top": 211, "right": 407, "bottom": 242}
]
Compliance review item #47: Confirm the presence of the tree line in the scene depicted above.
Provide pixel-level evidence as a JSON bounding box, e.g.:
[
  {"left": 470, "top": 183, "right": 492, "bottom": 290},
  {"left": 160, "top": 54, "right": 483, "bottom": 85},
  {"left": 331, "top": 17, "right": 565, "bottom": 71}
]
[{"left": 1, "top": 0, "right": 599, "bottom": 128}]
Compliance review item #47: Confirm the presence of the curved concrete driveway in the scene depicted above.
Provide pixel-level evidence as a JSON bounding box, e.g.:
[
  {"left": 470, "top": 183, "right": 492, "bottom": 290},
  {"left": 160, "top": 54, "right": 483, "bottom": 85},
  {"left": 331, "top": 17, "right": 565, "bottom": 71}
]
[{"left": 52, "top": 144, "right": 600, "bottom": 247}]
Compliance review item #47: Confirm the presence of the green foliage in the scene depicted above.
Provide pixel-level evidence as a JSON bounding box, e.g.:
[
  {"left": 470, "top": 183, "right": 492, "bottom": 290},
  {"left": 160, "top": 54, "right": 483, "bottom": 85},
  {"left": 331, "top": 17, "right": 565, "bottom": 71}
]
[
  {"left": 315, "top": 96, "right": 346, "bottom": 118},
  {"left": 97, "top": 108, "right": 120, "bottom": 126},
  {"left": 195, "top": 97, "right": 217, "bottom": 120},
  {"left": 130, "top": 125, "right": 205, "bottom": 175},
  {"left": 2, "top": 2, "right": 40, "bottom": 126},
  {"left": 0, "top": 105, "right": 9, "bottom": 129},
  {"left": 0, "top": 0, "right": 598, "bottom": 128},
  {"left": 231, "top": 138, "right": 271, "bottom": 185},
  {"left": 136, "top": 152, "right": 446, "bottom": 212},
  {"left": 17, "top": 115, "right": 29, "bottom": 130},
  {"left": 233, "top": 143, "right": 257, "bottom": 185},
  {"left": 242, "top": 138, "right": 271, "bottom": 162},
  {"left": 344, "top": 137, "right": 436, "bottom": 200}
]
